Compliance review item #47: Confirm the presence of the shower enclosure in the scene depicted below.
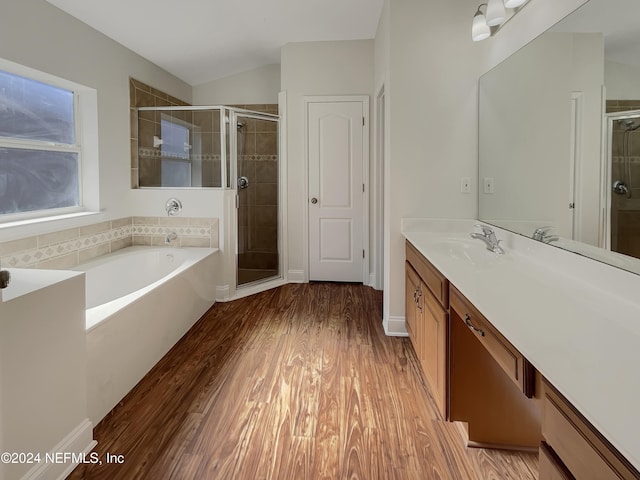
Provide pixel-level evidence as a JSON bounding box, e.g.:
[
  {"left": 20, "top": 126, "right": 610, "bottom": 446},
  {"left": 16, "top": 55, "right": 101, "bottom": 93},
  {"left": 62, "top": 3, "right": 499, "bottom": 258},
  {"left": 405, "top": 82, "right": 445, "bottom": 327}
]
[
  {"left": 607, "top": 110, "right": 640, "bottom": 260},
  {"left": 136, "top": 105, "right": 280, "bottom": 288}
]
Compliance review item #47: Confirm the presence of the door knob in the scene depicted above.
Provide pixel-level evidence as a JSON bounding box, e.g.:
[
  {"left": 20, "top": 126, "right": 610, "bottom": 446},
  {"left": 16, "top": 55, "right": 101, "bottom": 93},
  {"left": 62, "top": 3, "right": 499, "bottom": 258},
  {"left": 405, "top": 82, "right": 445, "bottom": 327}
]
[{"left": 311, "top": 197, "right": 318, "bottom": 204}]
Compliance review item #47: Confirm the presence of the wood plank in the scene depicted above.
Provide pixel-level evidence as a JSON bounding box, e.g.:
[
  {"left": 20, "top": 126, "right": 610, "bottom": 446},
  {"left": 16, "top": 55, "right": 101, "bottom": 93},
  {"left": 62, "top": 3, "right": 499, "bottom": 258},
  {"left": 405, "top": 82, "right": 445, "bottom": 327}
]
[{"left": 68, "top": 283, "right": 537, "bottom": 480}]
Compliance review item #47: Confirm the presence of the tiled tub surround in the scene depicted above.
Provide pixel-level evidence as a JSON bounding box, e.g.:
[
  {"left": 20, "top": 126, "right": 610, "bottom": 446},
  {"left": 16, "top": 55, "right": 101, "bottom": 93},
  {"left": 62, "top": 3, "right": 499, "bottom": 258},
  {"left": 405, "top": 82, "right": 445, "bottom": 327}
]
[
  {"left": 130, "top": 78, "right": 190, "bottom": 188},
  {"left": 0, "top": 217, "right": 219, "bottom": 269}
]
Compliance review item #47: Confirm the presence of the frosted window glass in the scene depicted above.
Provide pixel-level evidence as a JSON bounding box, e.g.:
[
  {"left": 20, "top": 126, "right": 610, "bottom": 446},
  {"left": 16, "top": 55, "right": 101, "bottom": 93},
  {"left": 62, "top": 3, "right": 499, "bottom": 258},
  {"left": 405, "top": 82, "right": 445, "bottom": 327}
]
[
  {"left": 0, "top": 147, "right": 79, "bottom": 215},
  {"left": 161, "top": 159, "right": 191, "bottom": 187},
  {"left": 161, "top": 119, "right": 190, "bottom": 159},
  {"left": 0, "top": 70, "right": 75, "bottom": 144}
]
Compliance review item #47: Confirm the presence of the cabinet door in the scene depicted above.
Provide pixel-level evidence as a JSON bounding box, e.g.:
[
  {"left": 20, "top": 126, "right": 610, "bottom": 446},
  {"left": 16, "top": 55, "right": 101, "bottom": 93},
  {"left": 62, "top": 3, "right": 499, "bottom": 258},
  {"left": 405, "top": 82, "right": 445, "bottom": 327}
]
[
  {"left": 405, "top": 262, "right": 421, "bottom": 343},
  {"left": 419, "top": 281, "right": 448, "bottom": 418}
]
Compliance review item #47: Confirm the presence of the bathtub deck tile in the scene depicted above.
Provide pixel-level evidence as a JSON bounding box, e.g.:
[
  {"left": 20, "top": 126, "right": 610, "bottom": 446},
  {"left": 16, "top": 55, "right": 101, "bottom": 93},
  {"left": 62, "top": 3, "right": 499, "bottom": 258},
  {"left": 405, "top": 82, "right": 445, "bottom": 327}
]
[
  {"left": 37, "top": 227, "right": 80, "bottom": 247},
  {"left": 79, "top": 243, "right": 111, "bottom": 264}
]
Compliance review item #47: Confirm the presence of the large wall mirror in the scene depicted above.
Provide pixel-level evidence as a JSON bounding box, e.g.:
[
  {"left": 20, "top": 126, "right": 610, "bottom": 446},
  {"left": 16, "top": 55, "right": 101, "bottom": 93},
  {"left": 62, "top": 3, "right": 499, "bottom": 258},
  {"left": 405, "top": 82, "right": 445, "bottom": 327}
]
[{"left": 479, "top": 0, "right": 640, "bottom": 274}]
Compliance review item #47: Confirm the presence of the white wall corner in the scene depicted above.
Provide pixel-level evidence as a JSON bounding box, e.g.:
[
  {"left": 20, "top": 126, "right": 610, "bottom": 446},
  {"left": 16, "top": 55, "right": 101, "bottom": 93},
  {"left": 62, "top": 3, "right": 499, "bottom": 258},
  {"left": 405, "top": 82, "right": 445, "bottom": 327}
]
[
  {"left": 384, "top": 315, "right": 408, "bottom": 337},
  {"left": 287, "top": 270, "right": 305, "bottom": 283},
  {"left": 216, "top": 284, "right": 231, "bottom": 302},
  {"left": 20, "top": 419, "right": 95, "bottom": 480}
]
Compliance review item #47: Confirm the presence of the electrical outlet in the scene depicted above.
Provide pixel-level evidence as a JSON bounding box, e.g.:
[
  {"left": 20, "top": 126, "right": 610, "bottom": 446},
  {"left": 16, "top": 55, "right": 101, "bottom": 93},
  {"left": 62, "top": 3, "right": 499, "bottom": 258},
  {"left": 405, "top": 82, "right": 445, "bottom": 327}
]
[
  {"left": 483, "top": 177, "right": 495, "bottom": 194},
  {"left": 461, "top": 177, "right": 472, "bottom": 193}
]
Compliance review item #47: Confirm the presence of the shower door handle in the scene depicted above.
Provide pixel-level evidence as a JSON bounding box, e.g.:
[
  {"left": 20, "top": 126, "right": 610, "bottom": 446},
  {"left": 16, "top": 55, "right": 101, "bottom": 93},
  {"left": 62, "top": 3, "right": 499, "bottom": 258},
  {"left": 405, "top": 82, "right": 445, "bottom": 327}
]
[{"left": 237, "top": 176, "right": 249, "bottom": 190}]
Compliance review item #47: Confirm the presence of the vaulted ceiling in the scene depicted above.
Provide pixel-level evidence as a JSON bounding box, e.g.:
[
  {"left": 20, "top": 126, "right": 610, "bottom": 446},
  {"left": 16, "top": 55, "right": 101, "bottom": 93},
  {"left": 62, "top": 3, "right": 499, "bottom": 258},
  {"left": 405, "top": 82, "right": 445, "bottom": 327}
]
[{"left": 46, "top": 0, "right": 384, "bottom": 86}]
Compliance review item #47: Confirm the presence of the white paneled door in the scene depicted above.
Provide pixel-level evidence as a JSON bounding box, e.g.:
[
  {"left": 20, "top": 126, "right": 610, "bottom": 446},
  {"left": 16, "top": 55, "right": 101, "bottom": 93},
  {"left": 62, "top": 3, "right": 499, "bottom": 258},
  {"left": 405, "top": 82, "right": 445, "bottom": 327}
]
[{"left": 308, "top": 99, "right": 366, "bottom": 282}]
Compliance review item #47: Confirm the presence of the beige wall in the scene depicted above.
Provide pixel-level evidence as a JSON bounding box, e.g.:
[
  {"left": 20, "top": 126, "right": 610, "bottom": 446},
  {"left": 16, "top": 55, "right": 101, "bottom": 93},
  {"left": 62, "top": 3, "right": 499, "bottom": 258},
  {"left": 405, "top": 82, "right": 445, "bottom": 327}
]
[
  {"left": 0, "top": 1, "right": 191, "bottom": 242},
  {"left": 606, "top": 60, "right": 640, "bottom": 100},
  {"left": 193, "top": 64, "right": 281, "bottom": 105},
  {"left": 376, "top": 0, "right": 591, "bottom": 331},
  {"left": 281, "top": 40, "right": 374, "bottom": 282}
]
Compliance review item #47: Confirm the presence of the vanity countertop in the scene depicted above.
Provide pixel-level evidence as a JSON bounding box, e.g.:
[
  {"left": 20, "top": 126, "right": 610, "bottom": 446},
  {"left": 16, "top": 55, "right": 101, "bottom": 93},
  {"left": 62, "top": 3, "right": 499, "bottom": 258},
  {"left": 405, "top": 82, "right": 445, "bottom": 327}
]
[{"left": 402, "top": 218, "right": 640, "bottom": 471}]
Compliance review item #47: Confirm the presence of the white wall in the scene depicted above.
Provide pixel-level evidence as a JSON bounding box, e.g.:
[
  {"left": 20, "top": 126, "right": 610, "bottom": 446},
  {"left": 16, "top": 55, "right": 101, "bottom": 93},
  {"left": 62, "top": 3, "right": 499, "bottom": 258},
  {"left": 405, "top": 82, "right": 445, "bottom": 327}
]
[
  {"left": 1, "top": 271, "right": 90, "bottom": 480},
  {"left": 0, "top": 1, "right": 192, "bottom": 241},
  {"left": 281, "top": 40, "right": 374, "bottom": 282},
  {"left": 376, "top": 0, "right": 591, "bottom": 332},
  {"left": 192, "top": 64, "right": 281, "bottom": 105},
  {"left": 605, "top": 60, "right": 640, "bottom": 100}
]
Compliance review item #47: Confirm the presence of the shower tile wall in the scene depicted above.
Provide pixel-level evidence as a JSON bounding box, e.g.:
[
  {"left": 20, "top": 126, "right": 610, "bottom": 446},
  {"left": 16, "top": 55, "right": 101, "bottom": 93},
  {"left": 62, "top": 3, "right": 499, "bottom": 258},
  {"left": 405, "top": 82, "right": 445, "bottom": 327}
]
[
  {"left": 233, "top": 104, "right": 279, "bottom": 277},
  {"left": 606, "top": 100, "right": 640, "bottom": 258},
  {"left": 129, "top": 78, "right": 190, "bottom": 188}
]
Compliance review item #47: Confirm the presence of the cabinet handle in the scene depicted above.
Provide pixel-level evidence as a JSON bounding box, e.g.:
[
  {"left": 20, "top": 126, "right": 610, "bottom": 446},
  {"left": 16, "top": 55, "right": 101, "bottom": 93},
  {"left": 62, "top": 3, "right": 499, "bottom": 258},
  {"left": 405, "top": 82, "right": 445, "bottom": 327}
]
[
  {"left": 464, "top": 314, "right": 485, "bottom": 337},
  {"left": 416, "top": 289, "right": 423, "bottom": 312}
]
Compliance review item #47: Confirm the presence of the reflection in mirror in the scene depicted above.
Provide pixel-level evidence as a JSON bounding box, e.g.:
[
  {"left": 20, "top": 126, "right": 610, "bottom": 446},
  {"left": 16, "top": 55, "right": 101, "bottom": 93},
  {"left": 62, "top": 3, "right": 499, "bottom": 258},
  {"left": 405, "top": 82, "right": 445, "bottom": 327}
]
[{"left": 478, "top": 0, "right": 640, "bottom": 275}]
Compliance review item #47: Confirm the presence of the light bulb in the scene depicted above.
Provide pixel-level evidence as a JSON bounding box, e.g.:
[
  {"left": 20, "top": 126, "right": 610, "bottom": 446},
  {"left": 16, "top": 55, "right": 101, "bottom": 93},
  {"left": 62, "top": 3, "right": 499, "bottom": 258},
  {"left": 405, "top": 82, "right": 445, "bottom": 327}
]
[
  {"left": 486, "top": 0, "right": 506, "bottom": 27},
  {"left": 472, "top": 7, "right": 491, "bottom": 42},
  {"left": 504, "top": 0, "right": 529, "bottom": 8}
]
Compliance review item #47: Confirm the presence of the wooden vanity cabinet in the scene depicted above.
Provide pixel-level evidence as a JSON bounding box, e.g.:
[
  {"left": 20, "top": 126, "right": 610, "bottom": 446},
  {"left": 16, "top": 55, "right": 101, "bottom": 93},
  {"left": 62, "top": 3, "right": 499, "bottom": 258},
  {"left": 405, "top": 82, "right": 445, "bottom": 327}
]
[
  {"left": 449, "top": 285, "right": 541, "bottom": 450},
  {"left": 541, "top": 380, "right": 640, "bottom": 480},
  {"left": 405, "top": 242, "right": 448, "bottom": 418}
]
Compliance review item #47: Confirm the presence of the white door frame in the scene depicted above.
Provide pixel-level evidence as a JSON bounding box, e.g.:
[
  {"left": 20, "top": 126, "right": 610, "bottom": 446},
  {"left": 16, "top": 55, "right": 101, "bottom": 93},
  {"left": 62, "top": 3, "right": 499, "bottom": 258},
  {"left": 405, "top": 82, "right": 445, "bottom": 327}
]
[
  {"left": 303, "top": 95, "right": 370, "bottom": 283},
  {"left": 373, "top": 83, "right": 386, "bottom": 291}
]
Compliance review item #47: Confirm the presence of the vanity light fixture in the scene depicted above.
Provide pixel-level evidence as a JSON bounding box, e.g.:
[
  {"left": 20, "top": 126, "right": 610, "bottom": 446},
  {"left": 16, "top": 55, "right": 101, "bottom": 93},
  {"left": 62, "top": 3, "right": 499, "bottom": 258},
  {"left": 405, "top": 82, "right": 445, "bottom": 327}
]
[{"left": 472, "top": 0, "right": 531, "bottom": 42}]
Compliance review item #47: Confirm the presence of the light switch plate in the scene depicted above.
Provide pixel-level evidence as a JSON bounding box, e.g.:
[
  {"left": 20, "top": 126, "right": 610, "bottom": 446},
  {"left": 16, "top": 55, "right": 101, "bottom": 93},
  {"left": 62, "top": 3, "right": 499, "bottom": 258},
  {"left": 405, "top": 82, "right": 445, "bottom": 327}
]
[
  {"left": 461, "top": 177, "right": 472, "bottom": 193},
  {"left": 483, "top": 177, "right": 495, "bottom": 194}
]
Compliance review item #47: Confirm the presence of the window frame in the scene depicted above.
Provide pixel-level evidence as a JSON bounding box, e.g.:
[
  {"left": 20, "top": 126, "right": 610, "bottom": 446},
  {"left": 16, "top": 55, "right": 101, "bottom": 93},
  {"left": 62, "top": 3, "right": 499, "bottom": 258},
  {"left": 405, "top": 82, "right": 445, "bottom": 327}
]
[{"left": 0, "top": 59, "right": 98, "bottom": 226}]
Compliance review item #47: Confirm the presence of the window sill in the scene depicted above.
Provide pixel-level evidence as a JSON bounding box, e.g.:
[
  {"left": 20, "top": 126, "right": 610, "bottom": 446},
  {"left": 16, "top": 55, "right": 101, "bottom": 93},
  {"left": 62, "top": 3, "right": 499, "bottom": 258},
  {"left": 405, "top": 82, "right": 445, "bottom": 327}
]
[{"left": 0, "top": 210, "right": 103, "bottom": 231}]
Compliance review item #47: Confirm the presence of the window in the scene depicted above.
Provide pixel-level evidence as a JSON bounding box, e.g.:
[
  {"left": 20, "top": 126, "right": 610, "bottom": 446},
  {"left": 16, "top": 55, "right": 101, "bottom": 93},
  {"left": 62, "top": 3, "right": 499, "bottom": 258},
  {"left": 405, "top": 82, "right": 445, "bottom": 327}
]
[{"left": 0, "top": 63, "right": 97, "bottom": 223}]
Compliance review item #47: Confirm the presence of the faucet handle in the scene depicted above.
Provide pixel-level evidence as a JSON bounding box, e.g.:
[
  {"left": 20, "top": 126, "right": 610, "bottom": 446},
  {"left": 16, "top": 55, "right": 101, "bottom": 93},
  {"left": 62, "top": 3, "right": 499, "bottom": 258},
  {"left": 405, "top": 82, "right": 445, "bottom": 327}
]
[
  {"left": 533, "top": 226, "right": 554, "bottom": 234},
  {"left": 474, "top": 223, "right": 494, "bottom": 236}
]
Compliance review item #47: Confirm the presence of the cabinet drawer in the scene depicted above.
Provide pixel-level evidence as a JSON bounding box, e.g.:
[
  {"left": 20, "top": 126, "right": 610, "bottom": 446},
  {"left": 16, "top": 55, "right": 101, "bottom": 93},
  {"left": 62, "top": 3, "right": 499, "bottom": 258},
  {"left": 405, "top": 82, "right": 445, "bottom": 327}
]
[
  {"left": 406, "top": 241, "right": 449, "bottom": 308},
  {"left": 450, "top": 285, "right": 534, "bottom": 397},
  {"left": 539, "top": 442, "right": 574, "bottom": 480},
  {"left": 543, "top": 382, "right": 640, "bottom": 480}
]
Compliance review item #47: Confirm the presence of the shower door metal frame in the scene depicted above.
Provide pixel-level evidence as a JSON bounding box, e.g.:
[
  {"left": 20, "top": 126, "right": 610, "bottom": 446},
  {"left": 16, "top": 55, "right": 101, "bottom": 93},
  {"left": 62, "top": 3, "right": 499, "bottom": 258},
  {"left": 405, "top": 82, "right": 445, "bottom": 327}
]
[
  {"left": 603, "top": 109, "right": 640, "bottom": 251},
  {"left": 229, "top": 108, "right": 282, "bottom": 289}
]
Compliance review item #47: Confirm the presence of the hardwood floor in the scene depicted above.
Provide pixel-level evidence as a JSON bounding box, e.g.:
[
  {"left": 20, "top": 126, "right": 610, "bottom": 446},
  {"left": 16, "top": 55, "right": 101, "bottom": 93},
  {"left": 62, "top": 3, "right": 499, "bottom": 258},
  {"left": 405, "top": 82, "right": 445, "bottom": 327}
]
[{"left": 68, "top": 283, "right": 537, "bottom": 479}]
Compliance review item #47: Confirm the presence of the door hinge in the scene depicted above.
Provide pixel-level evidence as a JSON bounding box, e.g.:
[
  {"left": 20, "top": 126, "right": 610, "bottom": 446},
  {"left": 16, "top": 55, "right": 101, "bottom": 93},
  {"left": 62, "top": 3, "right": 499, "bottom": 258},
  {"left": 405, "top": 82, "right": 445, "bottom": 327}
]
[
  {"left": 362, "top": 117, "right": 365, "bottom": 126},
  {"left": 363, "top": 249, "right": 365, "bottom": 259},
  {"left": 569, "top": 202, "right": 575, "bottom": 209},
  {"left": 236, "top": 194, "right": 240, "bottom": 209},
  {"left": 362, "top": 183, "right": 365, "bottom": 193}
]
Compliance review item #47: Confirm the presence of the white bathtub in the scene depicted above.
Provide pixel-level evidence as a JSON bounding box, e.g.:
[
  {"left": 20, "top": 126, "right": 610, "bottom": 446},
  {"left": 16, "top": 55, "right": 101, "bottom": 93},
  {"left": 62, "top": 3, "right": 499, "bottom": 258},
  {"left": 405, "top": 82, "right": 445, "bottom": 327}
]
[{"left": 77, "top": 246, "right": 218, "bottom": 424}]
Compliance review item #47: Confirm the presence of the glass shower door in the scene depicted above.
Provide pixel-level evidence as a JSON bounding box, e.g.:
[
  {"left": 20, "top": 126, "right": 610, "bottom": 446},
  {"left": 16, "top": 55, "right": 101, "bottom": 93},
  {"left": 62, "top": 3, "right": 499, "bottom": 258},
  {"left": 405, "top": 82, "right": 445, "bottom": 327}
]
[
  {"left": 236, "top": 113, "right": 279, "bottom": 286},
  {"left": 610, "top": 114, "right": 640, "bottom": 259}
]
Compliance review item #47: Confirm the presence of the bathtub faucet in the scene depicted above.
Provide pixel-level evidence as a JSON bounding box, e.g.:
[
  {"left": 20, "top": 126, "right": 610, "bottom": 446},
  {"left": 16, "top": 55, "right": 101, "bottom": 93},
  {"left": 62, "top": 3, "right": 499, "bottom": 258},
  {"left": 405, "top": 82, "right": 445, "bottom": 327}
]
[{"left": 165, "top": 232, "right": 178, "bottom": 244}]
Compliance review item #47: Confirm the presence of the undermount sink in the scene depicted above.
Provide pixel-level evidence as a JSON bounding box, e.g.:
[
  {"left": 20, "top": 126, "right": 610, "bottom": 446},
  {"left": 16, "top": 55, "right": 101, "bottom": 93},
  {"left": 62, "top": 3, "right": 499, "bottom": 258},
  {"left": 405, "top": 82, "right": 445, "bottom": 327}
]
[{"left": 428, "top": 235, "right": 505, "bottom": 267}]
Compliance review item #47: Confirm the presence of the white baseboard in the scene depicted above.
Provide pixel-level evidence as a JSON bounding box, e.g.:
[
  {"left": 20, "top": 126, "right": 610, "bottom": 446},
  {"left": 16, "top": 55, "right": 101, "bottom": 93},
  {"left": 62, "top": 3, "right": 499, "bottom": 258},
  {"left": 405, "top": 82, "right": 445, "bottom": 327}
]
[
  {"left": 384, "top": 315, "right": 408, "bottom": 337},
  {"left": 367, "top": 272, "right": 376, "bottom": 287},
  {"left": 287, "top": 270, "right": 305, "bottom": 283},
  {"left": 21, "top": 418, "right": 95, "bottom": 480},
  {"left": 216, "top": 284, "right": 230, "bottom": 302}
]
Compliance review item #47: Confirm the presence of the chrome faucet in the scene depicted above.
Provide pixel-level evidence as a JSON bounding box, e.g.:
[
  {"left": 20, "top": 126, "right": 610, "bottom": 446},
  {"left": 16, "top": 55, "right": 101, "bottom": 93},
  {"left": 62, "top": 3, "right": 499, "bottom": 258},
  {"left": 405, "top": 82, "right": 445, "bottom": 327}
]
[
  {"left": 532, "top": 226, "right": 559, "bottom": 244},
  {"left": 165, "top": 232, "right": 178, "bottom": 244},
  {"left": 470, "top": 224, "right": 504, "bottom": 255}
]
